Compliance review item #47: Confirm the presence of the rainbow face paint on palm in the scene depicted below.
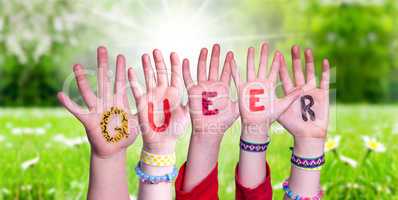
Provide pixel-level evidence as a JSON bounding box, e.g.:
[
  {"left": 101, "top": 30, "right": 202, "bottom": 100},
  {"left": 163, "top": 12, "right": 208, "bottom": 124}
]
[{"left": 100, "top": 107, "right": 129, "bottom": 143}]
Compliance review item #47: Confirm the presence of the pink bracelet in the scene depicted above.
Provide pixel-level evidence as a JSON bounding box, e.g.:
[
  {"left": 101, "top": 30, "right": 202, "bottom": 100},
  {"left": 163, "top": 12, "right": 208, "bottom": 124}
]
[{"left": 282, "top": 180, "right": 324, "bottom": 200}]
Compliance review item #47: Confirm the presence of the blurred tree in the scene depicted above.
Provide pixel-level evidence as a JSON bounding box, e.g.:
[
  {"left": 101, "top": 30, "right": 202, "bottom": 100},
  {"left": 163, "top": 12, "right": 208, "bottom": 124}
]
[
  {"left": 303, "top": 0, "right": 398, "bottom": 102},
  {"left": 0, "top": 0, "right": 105, "bottom": 106},
  {"left": 240, "top": 0, "right": 398, "bottom": 102}
]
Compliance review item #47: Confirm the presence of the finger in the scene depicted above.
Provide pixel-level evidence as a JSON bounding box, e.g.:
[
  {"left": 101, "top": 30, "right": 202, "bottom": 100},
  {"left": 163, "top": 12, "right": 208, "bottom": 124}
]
[
  {"left": 153, "top": 49, "right": 168, "bottom": 86},
  {"left": 182, "top": 59, "right": 194, "bottom": 89},
  {"left": 247, "top": 47, "right": 255, "bottom": 81},
  {"left": 114, "top": 55, "right": 126, "bottom": 96},
  {"left": 231, "top": 101, "right": 240, "bottom": 120},
  {"left": 57, "top": 92, "right": 87, "bottom": 119},
  {"left": 97, "top": 46, "right": 111, "bottom": 99},
  {"left": 197, "top": 48, "right": 208, "bottom": 82},
  {"left": 275, "top": 88, "right": 302, "bottom": 116},
  {"left": 320, "top": 59, "right": 330, "bottom": 90},
  {"left": 142, "top": 54, "right": 156, "bottom": 91},
  {"left": 208, "top": 44, "right": 220, "bottom": 81},
  {"left": 170, "top": 52, "right": 182, "bottom": 89},
  {"left": 268, "top": 51, "right": 281, "bottom": 84},
  {"left": 257, "top": 42, "right": 269, "bottom": 80},
  {"left": 127, "top": 68, "right": 144, "bottom": 102},
  {"left": 230, "top": 56, "right": 242, "bottom": 88},
  {"left": 73, "top": 64, "right": 96, "bottom": 110},
  {"left": 291, "top": 45, "right": 305, "bottom": 86},
  {"left": 124, "top": 115, "right": 139, "bottom": 146},
  {"left": 220, "top": 51, "right": 234, "bottom": 85},
  {"left": 304, "top": 48, "right": 316, "bottom": 87},
  {"left": 279, "top": 54, "right": 294, "bottom": 94}
]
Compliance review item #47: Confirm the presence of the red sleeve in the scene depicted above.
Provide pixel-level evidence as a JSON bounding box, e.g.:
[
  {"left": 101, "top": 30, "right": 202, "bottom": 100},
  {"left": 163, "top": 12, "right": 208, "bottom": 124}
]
[
  {"left": 235, "top": 162, "right": 273, "bottom": 200},
  {"left": 175, "top": 162, "right": 219, "bottom": 200}
]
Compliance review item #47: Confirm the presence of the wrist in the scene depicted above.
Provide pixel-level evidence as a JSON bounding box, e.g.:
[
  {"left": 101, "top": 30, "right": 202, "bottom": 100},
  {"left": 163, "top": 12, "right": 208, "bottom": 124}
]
[
  {"left": 190, "top": 130, "right": 223, "bottom": 147},
  {"left": 293, "top": 137, "right": 325, "bottom": 157},
  {"left": 91, "top": 149, "right": 126, "bottom": 161},
  {"left": 143, "top": 142, "right": 176, "bottom": 154},
  {"left": 241, "top": 123, "right": 269, "bottom": 143}
]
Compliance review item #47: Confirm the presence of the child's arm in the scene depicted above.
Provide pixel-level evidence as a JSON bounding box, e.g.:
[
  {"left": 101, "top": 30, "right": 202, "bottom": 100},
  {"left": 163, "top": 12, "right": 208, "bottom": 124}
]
[
  {"left": 278, "top": 46, "right": 330, "bottom": 199},
  {"left": 128, "top": 50, "right": 189, "bottom": 200},
  {"left": 230, "top": 43, "right": 301, "bottom": 193},
  {"left": 179, "top": 44, "right": 239, "bottom": 193},
  {"left": 58, "top": 47, "right": 138, "bottom": 200}
]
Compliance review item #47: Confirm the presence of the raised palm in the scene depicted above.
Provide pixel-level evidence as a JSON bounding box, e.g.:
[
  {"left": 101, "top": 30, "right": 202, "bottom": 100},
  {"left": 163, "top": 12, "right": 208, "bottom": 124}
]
[
  {"left": 278, "top": 46, "right": 330, "bottom": 138},
  {"left": 182, "top": 44, "right": 239, "bottom": 135},
  {"left": 230, "top": 43, "right": 302, "bottom": 129},
  {"left": 58, "top": 47, "right": 138, "bottom": 158},
  {"left": 128, "top": 50, "right": 189, "bottom": 152}
]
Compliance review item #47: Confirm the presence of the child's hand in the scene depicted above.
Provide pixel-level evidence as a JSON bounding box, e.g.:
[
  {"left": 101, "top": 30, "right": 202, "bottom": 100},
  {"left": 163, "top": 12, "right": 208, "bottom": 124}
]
[
  {"left": 128, "top": 50, "right": 189, "bottom": 154},
  {"left": 230, "top": 43, "right": 302, "bottom": 142},
  {"left": 58, "top": 47, "right": 138, "bottom": 158},
  {"left": 278, "top": 46, "right": 330, "bottom": 140},
  {"left": 182, "top": 44, "right": 239, "bottom": 136}
]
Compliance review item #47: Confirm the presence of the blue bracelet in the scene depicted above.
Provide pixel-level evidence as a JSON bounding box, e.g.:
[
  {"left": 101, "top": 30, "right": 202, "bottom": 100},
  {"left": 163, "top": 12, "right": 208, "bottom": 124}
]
[{"left": 135, "top": 161, "right": 178, "bottom": 184}]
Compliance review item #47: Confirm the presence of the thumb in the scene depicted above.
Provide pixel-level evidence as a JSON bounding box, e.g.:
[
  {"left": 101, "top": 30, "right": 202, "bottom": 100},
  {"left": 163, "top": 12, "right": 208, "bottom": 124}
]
[{"left": 275, "top": 87, "right": 302, "bottom": 116}]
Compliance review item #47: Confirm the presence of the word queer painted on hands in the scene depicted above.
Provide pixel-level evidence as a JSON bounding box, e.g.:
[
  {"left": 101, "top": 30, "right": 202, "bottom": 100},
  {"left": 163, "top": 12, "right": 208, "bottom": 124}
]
[
  {"left": 249, "top": 89, "right": 265, "bottom": 111},
  {"left": 148, "top": 99, "right": 171, "bottom": 132},
  {"left": 301, "top": 95, "right": 315, "bottom": 121},
  {"left": 202, "top": 91, "right": 219, "bottom": 115},
  {"left": 100, "top": 107, "right": 129, "bottom": 143}
]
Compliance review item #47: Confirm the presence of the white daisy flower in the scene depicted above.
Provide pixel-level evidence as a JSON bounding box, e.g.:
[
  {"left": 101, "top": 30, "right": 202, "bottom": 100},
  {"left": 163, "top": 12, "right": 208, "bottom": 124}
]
[
  {"left": 325, "top": 135, "right": 341, "bottom": 152},
  {"left": 0, "top": 188, "right": 10, "bottom": 195},
  {"left": 339, "top": 155, "right": 358, "bottom": 168},
  {"left": 21, "top": 156, "right": 40, "bottom": 171},
  {"left": 362, "top": 136, "right": 386, "bottom": 152}
]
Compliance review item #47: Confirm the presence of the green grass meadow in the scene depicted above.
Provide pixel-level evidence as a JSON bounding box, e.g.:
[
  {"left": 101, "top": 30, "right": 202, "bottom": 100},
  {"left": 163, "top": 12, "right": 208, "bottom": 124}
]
[{"left": 0, "top": 105, "right": 397, "bottom": 199}]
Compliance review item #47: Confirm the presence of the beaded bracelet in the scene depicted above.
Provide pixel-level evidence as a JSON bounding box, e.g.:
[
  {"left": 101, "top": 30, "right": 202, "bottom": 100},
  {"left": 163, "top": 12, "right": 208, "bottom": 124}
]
[
  {"left": 240, "top": 139, "right": 270, "bottom": 152},
  {"left": 135, "top": 162, "right": 178, "bottom": 184},
  {"left": 283, "top": 180, "right": 324, "bottom": 200},
  {"left": 141, "top": 150, "right": 176, "bottom": 167},
  {"left": 291, "top": 153, "right": 325, "bottom": 170}
]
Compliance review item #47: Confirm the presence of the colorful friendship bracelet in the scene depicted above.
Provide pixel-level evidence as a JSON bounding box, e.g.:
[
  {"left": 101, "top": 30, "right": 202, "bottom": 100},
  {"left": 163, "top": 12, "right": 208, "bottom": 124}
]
[
  {"left": 135, "top": 161, "right": 178, "bottom": 184},
  {"left": 240, "top": 139, "right": 270, "bottom": 152},
  {"left": 140, "top": 150, "right": 176, "bottom": 167},
  {"left": 283, "top": 180, "right": 324, "bottom": 200},
  {"left": 291, "top": 153, "right": 325, "bottom": 170}
]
